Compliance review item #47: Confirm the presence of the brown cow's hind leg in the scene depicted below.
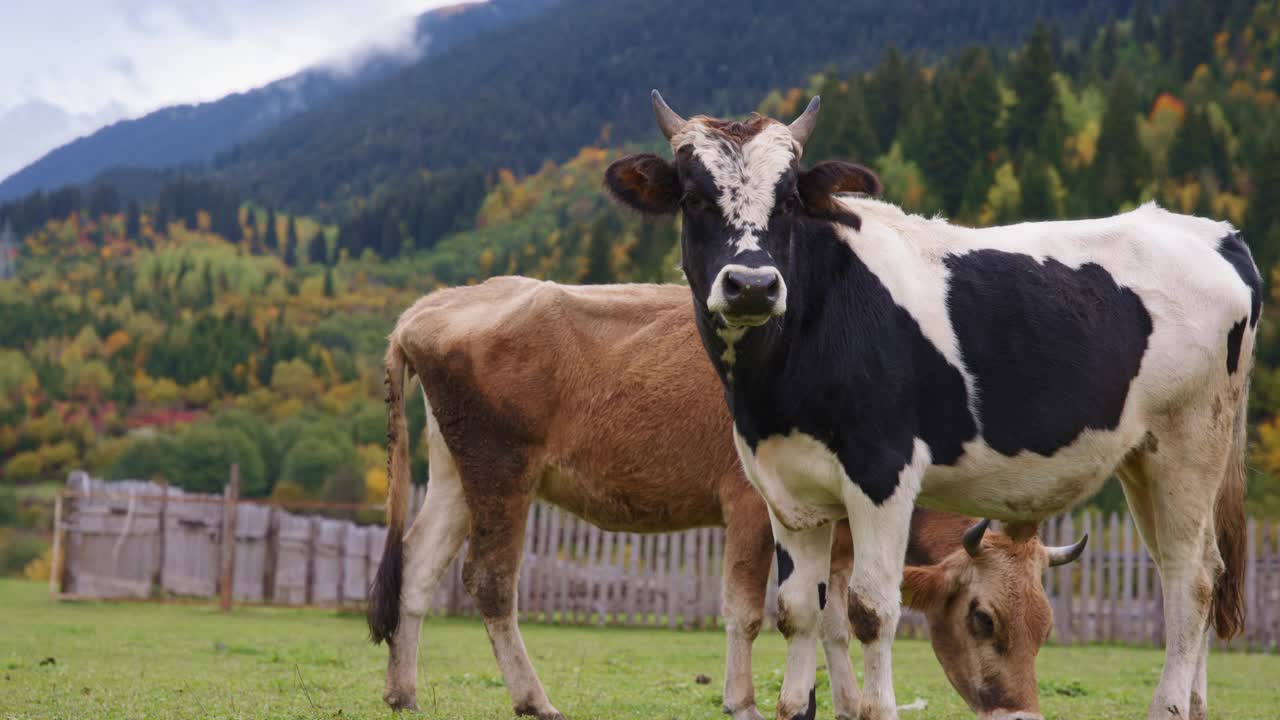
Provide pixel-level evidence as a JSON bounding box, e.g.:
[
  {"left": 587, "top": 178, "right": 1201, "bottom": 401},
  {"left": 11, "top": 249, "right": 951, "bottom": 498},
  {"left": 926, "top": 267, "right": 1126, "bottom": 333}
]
[
  {"left": 384, "top": 412, "right": 471, "bottom": 711},
  {"left": 720, "top": 495, "right": 773, "bottom": 720},
  {"left": 462, "top": 492, "right": 562, "bottom": 720}
]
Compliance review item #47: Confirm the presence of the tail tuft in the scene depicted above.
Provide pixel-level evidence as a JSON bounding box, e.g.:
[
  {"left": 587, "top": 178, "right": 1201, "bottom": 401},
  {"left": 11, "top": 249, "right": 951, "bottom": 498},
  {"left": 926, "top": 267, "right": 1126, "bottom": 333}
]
[
  {"left": 368, "top": 339, "right": 411, "bottom": 644},
  {"left": 1211, "top": 386, "right": 1248, "bottom": 640}
]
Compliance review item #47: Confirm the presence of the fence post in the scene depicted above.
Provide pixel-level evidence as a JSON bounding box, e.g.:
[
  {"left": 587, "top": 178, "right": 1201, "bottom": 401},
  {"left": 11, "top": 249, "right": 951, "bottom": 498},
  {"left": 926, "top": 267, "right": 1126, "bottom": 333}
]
[
  {"left": 153, "top": 480, "right": 168, "bottom": 595},
  {"left": 219, "top": 465, "right": 240, "bottom": 612},
  {"left": 49, "top": 493, "right": 64, "bottom": 600},
  {"left": 263, "top": 508, "right": 278, "bottom": 603},
  {"left": 305, "top": 517, "right": 319, "bottom": 606}
]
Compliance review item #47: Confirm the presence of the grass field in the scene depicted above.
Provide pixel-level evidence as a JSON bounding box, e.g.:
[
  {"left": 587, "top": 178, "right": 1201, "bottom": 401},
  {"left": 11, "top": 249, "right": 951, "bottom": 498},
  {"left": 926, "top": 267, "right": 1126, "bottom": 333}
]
[{"left": 1, "top": 579, "right": 1277, "bottom": 719}]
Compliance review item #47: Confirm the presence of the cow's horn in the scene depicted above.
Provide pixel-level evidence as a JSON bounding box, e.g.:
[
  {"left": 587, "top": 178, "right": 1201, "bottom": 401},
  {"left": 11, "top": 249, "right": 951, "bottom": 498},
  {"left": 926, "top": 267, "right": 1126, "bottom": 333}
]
[
  {"left": 1046, "top": 533, "right": 1089, "bottom": 567},
  {"left": 651, "top": 90, "right": 686, "bottom": 141},
  {"left": 962, "top": 518, "right": 990, "bottom": 559},
  {"left": 789, "top": 95, "right": 821, "bottom": 147}
]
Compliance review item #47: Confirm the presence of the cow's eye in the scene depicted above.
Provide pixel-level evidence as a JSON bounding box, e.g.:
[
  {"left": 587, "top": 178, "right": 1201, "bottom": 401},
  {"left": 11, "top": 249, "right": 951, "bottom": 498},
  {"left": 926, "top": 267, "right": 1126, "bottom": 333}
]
[
  {"left": 682, "top": 192, "right": 711, "bottom": 213},
  {"left": 780, "top": 193, "right": 800, "bottom": 215},
  {"left": 971, "top": 609, "right": 996, "bottom": 639}
]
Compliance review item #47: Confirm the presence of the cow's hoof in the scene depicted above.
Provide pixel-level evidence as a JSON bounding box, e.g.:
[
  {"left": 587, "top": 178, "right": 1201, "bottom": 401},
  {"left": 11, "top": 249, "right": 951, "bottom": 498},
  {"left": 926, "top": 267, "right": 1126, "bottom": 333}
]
[
  {"left": 1189, "top": 692, "right": 1207, "bottom": 720},
  {"left": 514, "top": 704, "right": 565, "bottom": 720},
  {"left": 383, "top": 690, "right": 419, "bottom": 712},
  {"left": 723, "top": 704, "right": 766, "bottom": 720},
  {"left": 857, "top": 703, "right": 898, "bottom": 720}
]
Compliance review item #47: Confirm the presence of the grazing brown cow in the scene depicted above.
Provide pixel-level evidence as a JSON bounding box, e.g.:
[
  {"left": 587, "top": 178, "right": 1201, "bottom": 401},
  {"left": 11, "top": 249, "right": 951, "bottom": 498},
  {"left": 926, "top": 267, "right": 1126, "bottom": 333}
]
[{"left": 367, "top": 278, "right": 1086, "bottom": 720}]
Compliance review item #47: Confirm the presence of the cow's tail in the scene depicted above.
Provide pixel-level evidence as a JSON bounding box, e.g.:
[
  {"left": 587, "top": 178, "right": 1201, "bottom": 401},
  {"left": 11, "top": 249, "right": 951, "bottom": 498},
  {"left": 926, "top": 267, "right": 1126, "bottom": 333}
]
[
  {"left": 1211, "top": 381, "right": 1249, "bottom": 640},
  {"left": 368, "top": 337, "right": 411, "bottom": 645}
]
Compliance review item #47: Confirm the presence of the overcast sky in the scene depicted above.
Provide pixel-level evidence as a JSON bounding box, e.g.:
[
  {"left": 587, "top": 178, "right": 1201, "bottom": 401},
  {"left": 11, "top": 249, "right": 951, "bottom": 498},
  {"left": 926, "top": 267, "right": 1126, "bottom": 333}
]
[{"left": 0, "top": 0, "right": 454, "bottom": 179}]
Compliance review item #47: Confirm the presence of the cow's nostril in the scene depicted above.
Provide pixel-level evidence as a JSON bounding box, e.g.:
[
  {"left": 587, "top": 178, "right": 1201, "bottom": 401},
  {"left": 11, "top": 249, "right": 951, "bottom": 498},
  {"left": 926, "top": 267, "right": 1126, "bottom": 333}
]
[
  {"left": 765, "top": 275, "right": 780, "bottom": 301},
  {"left": 723, "top": 275, "right": 743, "bottom": 299}
]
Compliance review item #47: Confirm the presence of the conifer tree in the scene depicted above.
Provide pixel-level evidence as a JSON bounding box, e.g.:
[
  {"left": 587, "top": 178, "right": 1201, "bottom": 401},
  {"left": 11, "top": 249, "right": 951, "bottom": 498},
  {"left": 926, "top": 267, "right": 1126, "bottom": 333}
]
[
  {"left": 1092, "top": 69, "right": 1148, "bottom": 211},
  {"left": 1007, "top": 24, "right": 1066, "bottom": 168},
  {"left": 263, "top": 208, "right": 279, "bottom": 252},
  {"left": 308, "top": 230, "right": 328, "bottom": 265},
  {"left": 125, "top": 201, "right": 141, "bottom": 240}
]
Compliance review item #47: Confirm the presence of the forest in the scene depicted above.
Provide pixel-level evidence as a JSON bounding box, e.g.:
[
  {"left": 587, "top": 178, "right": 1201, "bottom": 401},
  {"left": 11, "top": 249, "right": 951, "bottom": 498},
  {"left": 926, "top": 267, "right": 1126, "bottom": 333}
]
[{"left": 3, "top": 0, "right": 1280, "bottom": 579}]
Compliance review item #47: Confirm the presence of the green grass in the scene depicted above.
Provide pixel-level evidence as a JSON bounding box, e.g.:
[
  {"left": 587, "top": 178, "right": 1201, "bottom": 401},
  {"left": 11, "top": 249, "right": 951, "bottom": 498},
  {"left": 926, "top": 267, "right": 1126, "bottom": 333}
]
[{"left": 1, "top": 579, "right": 1276, "bottom": 719}]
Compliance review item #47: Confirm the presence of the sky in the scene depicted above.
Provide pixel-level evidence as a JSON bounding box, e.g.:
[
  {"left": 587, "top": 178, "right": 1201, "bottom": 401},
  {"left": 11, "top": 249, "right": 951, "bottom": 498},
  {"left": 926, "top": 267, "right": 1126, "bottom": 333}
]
[{"left": 0, "top": 0, "right": 455, "bottom": 180}]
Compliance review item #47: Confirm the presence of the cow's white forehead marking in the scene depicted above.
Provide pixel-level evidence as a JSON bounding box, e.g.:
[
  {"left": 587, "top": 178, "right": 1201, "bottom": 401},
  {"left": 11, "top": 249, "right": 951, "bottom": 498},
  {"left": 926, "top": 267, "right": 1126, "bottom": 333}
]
[{"left": 671, "top": 121, "right": 798, "bottom": 255}]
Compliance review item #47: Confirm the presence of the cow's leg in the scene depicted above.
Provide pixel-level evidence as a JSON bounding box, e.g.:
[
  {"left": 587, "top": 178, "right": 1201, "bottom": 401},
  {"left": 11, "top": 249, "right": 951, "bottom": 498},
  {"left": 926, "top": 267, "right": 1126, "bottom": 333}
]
[
  {"left": 769, "top": 512, "right": 835, "bottom": 720},
  {"left": 821, "top": 521, "right": 860, "bottom": 720},
  {"left": 842, "top": 445, "right": 926, "bottom": 720},
  {"left": 384, "top": 418, "right": 471, "bottom": 711},
  {"left": 461, "top": 493, "right": 561, "bottom": 720},
  {"left": 720, "top": 495, "right": 773, "bottom": 720},
  {"left": 1123, "top": 417, "right": 1229, "bottom": 720},
  {"left": 1190, "top": 628, "right": 1210, "bottom": 720}
]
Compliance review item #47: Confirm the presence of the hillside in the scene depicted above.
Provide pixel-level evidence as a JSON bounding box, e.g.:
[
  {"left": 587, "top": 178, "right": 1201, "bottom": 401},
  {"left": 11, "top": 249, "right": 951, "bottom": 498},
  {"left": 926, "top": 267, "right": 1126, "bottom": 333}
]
[
  {"left": 212, "top": 0, "right": 1136, "bottom": 211},
  {"left": 0, "top": 0, "right": 559, "bottom": 203},
  {"left": 7, "top": 1, "right": 1280, "bottom": 583}
]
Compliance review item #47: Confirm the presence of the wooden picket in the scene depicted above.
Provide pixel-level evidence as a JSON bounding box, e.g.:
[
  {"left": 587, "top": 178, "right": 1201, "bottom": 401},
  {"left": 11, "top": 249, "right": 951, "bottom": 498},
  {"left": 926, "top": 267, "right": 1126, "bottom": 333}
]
[{"left": 52, "top": 473, "right": 1280, "bottom": 650}]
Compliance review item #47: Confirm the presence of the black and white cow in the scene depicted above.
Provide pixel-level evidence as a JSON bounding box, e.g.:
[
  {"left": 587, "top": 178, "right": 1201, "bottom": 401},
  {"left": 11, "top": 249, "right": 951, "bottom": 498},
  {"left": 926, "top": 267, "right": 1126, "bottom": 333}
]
[{"left": 605, "top": 92, "right": 1256, "bottom": 720}]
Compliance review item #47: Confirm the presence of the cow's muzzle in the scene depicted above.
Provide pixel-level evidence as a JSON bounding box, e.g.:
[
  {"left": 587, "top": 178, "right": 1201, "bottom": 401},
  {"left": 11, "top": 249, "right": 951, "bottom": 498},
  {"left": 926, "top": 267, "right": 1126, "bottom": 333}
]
[{"left": 708, "top": 265, "right": 786, "bottom": 327}]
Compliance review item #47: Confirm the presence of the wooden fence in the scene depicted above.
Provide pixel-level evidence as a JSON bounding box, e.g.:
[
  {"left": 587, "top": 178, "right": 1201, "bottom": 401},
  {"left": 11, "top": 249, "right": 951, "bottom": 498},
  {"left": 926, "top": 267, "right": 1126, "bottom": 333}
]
[{"left": 52, "top": 472, "right": 1280, "bottom": 650}]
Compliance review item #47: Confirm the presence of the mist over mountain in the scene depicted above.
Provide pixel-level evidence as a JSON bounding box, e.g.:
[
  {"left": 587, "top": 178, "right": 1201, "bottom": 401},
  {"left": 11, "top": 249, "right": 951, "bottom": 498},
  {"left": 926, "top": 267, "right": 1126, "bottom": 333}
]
[
  {"left": 0, "top": 100, "right": 128, "bottom": 182},
  {"left": 210, "top": 0, "right": 1134, "bottom": 211},
  {"left": 0, "top": 0, "right": 559, "bottom": 202}
]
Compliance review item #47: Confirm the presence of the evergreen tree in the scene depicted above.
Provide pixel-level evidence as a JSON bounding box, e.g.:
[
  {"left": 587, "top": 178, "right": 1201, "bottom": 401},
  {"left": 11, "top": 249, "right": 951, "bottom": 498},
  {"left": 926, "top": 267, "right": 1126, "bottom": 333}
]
[
  {"left": 307, "top": 230, "right": 328, "bottom": 265},
  {"left": 198, "top": 262, "right": 215, "bottom": 309},
  {"left": 1245, "top": 126, "right": 1280, "bottom": 279},
  {"left": 125, "top": 201, "right": 141, "bottom": 240},
  {"left": 805, "top": 75, "right": 880, "bottom": 163},
  {"left": 1132, "top": 0, "right": 1156, "bottom": 44},
  {"left": 1169, "top": 107, "right": 1229, "bottom": 181},
  {"left": 282, "top": 230, "right": 297, "bottom": 268},
  {"left": 263, "top": 208, "right": 279, "bottom": 252},
  {"left": 1173, "top": 0, "right": 1213, "bottom": 79},
  {"left": 323, "top": 265, "right": 336, "bottom": 298},
  {"left": 1007, "top": 24, "right": 1066, "bottom": 168},
  {"left": 1019, "top": 155, "right": 1057, "bottom": 220},
  {"left": 1092, "top": 69, "right": 1148, "bottom": 211},
  {"left": 865, "top": 47, "right": 919, "bottom": 152},
  {"left": 286, "top": 215, "right": 298, "bottom": 251}
]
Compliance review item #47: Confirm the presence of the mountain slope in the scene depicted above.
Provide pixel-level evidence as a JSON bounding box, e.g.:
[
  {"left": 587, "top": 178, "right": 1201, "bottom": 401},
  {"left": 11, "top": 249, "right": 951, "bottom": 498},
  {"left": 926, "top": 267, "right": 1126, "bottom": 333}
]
[
  {"left": 0, "top": 0, "right": 559, "bottom": 202},
  {"left": 214, "top": 0, "right": 1134, "bottom": 210}
]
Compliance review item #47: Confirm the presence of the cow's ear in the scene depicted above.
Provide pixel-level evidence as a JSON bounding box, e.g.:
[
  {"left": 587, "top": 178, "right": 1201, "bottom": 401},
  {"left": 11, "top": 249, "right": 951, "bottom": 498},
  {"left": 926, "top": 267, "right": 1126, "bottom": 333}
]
[
  {"left": 605, "top": 153, "right": 680, "bottom": 215},
  {"left": 798, "top": 161, "right": 882, "bottom": 229},
  {"left": 901, "top": 564, "right": 951, "bottom": 612}
]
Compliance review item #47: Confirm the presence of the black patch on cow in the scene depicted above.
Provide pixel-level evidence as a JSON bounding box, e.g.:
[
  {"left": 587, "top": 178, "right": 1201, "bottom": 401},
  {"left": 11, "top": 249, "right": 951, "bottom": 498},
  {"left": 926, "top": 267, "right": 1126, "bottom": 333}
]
[
  {"left": 775, "top": 543, "right": 794, "bottom": 586},
  {"left": 1217, "top": 232, "right": 1261, "bottom": 327},
  {"left": 718, "top": 221, "right": 976, "bottom": 505},
  {"left": 944, "top": 251, "right": 1153, "bottom": 457},
  {"left": 1226, "top": 317, "right": 1247, "bottom": 375},
  {"left": 790, "top": 686, "right": 817, "bottom": 720},
  {"left": 817, "top": 582, "right": 827, "bottom": 610}
]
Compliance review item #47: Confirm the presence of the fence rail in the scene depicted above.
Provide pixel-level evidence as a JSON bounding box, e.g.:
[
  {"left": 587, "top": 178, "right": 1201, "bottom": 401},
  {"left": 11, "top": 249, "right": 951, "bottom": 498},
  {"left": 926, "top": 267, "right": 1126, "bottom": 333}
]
[{"left": 52, "top": 472, "right": 1280, "bottom": 650}]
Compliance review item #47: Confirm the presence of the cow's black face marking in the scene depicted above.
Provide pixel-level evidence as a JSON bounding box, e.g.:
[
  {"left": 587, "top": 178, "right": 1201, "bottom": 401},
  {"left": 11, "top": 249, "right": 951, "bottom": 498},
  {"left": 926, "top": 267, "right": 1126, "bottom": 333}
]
[
  {"left": 717, "top": 220, "right": 975, "bottom": 505},
  {"left": 944, "top": 251, "right": 1153, "bottom": 457},
  {"left": 775, "top": 543, "right": 795, "bottom": 585},
  {"left": 817, "top": 582, "right": 827, "bottom": 610},
  {"left": 1226, "top": 318, "right": 1247, "bottom": 374},
  {"left": 1217, "top": 232, "right": 1261, "bottom": 327}
]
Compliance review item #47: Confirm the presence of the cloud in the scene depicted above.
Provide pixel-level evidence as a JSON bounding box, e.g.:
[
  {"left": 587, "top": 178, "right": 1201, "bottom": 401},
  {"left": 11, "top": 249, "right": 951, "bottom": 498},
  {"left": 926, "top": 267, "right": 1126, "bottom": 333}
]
[
  {"left": 0, "top": 0, "right": 457, "bottom": 181},
  {"left": 2, "top": 1, "right": 451, "bottom": 116},
  {"left": 107, "top": 56, "right": 136, "bottom": 78}
]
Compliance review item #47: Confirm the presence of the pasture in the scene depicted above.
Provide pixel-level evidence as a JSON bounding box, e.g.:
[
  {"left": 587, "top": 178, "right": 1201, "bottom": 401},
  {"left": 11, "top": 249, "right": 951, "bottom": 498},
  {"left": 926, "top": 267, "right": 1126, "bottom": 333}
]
[{"left": 1, "top": 580, "right": 1277, "bottom": 719}]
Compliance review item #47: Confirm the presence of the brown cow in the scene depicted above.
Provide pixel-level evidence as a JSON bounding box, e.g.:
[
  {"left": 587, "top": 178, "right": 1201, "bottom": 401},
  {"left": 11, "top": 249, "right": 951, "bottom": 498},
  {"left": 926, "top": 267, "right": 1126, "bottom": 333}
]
[{"left": 367, "top": 278, "right": 1086, "bottom": 720}]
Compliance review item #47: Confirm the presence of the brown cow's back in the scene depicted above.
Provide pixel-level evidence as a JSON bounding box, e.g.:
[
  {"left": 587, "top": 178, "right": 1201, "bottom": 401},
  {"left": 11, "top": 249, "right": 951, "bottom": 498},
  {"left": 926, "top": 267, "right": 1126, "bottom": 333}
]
[{"left": 394, "top": 277, "right": 740, "bottom": 531}]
